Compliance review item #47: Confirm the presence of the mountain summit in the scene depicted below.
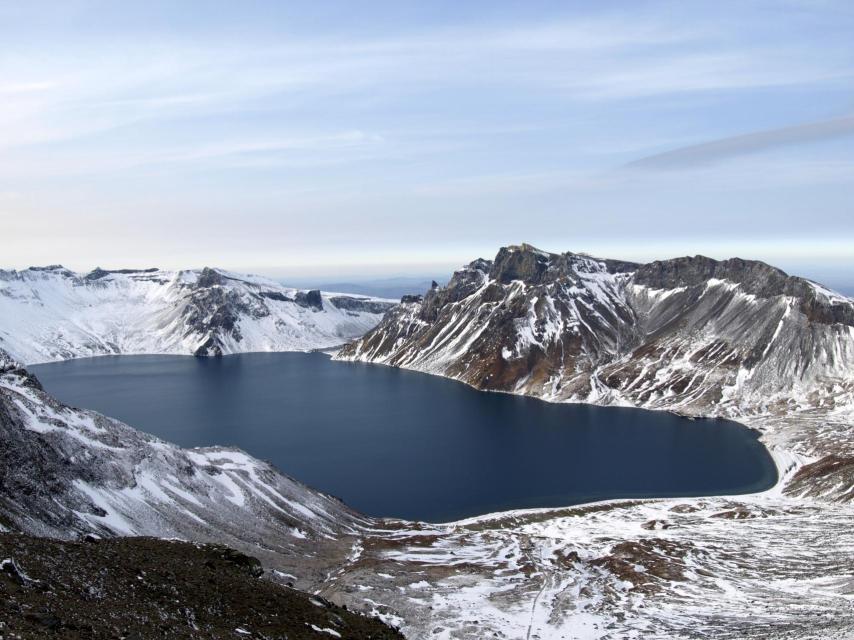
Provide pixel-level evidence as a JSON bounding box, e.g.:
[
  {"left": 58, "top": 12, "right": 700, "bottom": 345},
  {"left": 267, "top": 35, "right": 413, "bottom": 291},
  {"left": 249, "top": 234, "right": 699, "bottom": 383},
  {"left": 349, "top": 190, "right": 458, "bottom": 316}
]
[{"left": 339, "top": 244, "right": 854, "bottom": 419}]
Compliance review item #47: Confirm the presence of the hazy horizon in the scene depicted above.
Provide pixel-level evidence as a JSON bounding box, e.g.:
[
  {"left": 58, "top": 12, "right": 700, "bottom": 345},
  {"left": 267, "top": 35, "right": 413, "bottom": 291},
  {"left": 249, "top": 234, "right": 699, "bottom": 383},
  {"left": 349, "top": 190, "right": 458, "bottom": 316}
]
[{"left": 4, "top": 241, "right": 852, "bottom": 297}]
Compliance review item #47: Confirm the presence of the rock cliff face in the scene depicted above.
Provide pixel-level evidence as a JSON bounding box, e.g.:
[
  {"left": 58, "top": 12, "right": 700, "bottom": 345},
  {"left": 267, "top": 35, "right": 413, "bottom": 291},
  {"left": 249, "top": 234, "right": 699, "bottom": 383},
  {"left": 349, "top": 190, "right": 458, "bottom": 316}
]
[
  {"left": 340, "top": 244, "right": 854, "bottom": 421},
  {"left": 0, "top": 266, "right": 396, "bottom": 363}
]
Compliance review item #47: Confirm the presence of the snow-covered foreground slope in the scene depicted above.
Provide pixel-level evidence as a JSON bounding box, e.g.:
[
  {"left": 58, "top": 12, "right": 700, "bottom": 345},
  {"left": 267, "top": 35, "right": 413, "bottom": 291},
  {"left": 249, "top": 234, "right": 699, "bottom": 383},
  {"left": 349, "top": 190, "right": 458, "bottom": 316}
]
[{"left": 0, "top": 265, "right": 395, "bottom": 364}]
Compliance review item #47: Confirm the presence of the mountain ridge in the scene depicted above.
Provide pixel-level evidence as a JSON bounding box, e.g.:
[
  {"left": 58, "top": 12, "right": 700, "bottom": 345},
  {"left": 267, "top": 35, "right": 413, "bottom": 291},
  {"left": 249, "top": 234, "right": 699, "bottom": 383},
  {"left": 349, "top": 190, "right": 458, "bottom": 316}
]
[
  {"left": 339, "top": 244, "right": 854, "bottom": 422},
  {"left": 0, "top": 265, "right": 396, "bottom": 364}
]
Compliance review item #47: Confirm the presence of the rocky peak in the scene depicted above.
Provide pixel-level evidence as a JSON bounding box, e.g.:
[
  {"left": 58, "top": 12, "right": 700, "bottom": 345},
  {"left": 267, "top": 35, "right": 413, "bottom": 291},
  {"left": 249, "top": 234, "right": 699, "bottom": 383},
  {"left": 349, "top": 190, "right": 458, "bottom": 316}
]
[
  {"left": 420, "top": 259, "right": 491, "bottom": 322},
  {"left": 467, "top": 258, "right": 492, "bottom": 273},
  {"left": 85, "top": 267, "right": 110, "bottom": 281},
  {"left": 294, "top": 289, "right": 323, "bottom": 311},
  {"left": 196, "top": 267, "right": 225, "bottom": 288},
  {"left": 490, "top": 244, "right": 554, "bottom": 284}
]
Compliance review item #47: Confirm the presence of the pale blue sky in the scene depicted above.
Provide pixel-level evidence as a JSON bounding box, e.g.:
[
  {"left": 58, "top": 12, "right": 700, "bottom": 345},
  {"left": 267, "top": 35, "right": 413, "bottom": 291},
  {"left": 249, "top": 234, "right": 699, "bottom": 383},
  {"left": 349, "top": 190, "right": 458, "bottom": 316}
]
[{"left": 1, "top": 1, "right": 852, "bottom": 284}]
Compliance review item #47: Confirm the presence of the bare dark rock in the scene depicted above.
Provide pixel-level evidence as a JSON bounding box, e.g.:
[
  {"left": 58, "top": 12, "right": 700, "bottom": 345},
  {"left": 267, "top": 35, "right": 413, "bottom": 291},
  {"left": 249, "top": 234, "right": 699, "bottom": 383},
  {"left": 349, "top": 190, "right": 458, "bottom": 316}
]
[
  {"left": 295, "top": 289, "right": 323, "bottom": 310},
  {"left": 0, "top": 533, "right": 404, "bottom": 640},
  {"left": 257, "top": 290, "right": 292, "bottom": 302},
  {"left": 490, "top": 244, "right": 551, "bottom": 284},
  {"left": 329, "top": 296, "right": 395, "bottom": 314},
  {"left": 590, "top": 538, "right": 692, "bottom": 591},
  {"left": 195, "top": 267, "right": 225, "bottom": 288},
  {"left": 785, "top": 454, "right": 854, "bottom": 501},
  {"left": 85, "top": 268, "right": 159, "bottom": 281}
]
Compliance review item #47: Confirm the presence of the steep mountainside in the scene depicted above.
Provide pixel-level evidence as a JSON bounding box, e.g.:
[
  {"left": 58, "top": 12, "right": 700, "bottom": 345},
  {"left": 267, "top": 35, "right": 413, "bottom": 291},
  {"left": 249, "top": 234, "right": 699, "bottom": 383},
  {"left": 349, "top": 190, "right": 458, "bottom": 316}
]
[
  {"left": 340, "top": 244, "right": 854, "bottom": 421},
  {"left": 0, "top": 265, "right": 395, "bottom": 364}
]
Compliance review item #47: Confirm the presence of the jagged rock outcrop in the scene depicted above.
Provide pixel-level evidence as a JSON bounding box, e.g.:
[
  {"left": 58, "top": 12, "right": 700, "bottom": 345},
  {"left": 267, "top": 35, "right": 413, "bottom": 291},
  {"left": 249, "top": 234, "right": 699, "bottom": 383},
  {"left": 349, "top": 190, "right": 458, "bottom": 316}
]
[
  {"left": 329, "top": 296, "right": 395, "bottom": 314},
  {"left": 339, "top": 244, "right": 854, "bottom": 504},
  {"left": 0, "top": 266, "right": 396, "bottom": 364},
  {"left": 294, "top": 288, "right": 324, "bottom": 311},
  {"left": 340, "top": 244, "right": 854, "bottom": 420}
]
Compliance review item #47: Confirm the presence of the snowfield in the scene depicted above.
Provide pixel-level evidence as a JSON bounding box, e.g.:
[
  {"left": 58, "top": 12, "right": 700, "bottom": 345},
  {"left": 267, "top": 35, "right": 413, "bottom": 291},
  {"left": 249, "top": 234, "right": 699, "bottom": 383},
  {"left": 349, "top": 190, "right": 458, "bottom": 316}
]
[{"left": 0, "top": 265, "right": 395, "bottom": 364}]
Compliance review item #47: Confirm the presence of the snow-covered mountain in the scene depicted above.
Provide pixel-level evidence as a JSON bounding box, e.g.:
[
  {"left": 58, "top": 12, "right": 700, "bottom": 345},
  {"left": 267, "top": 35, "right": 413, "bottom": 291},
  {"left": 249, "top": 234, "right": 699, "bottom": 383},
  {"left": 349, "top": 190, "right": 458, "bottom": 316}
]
[
  {"left": 0, "top": 265, "right": 395, "bottom": 364},
  {"left": 339, "top": 244, "right": 854, "bottom": 421}
]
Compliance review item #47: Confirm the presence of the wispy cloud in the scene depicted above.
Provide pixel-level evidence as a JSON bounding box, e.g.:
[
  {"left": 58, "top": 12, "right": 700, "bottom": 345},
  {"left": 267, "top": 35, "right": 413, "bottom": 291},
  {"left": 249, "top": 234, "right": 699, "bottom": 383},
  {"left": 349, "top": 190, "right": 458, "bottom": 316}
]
[
  {"left": 0, "top": 13, "right": 849, "bottom": 151},
  {"left": 626, "top": 115, "right": 854, "bottom": 169},
  {"left": 1, "top": 1, "right": 853, "bottom": 272}
]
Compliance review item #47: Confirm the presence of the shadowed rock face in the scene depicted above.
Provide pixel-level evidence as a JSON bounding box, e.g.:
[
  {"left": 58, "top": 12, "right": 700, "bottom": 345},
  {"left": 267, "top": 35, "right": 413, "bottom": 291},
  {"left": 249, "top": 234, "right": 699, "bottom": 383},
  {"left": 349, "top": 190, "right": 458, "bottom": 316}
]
[
  {"left": 329, "top": 295, "right": 394, "bottom": 314},
  {"left": 633, "top": 255, "right": 854, "bottom": 326},
  {"left": 632, "top": 255, "right": 789, "bottom": 295},
  {"left": 490, "top": 244, "right": 551, "bottom": 284},
  {"left": 84, "top": 267, "right": 161, "bottom": 281},
  {"left": 295, "top": 289, "right": 324, "bottom": 310},
  {"left": 184, "top": 285, "right": 255, "bottom": 356},
  {"left": 196, "top": 266, "right": 226, "bottom": 288}
]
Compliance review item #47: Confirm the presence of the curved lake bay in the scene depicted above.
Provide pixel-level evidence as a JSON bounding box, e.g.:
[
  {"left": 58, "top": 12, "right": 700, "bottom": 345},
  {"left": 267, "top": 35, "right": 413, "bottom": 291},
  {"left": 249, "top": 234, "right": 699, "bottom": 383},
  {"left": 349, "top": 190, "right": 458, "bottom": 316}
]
[{"left": 32, "top": 353, "right": 778, "bottom": 522}]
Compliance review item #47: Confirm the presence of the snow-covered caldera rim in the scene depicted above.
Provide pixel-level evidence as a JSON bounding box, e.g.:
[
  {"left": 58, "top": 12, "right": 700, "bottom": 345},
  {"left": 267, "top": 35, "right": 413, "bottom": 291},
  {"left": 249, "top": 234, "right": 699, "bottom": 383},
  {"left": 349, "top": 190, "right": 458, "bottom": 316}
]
[
  {"left": 1, "top": 263, "right": 393, "bottom": 298},
  {"left": 0, "top": 264, "right": 398, "bottom": 365},
  {"left": 25, "top": 347, "right": 351, "bottom": 367}
]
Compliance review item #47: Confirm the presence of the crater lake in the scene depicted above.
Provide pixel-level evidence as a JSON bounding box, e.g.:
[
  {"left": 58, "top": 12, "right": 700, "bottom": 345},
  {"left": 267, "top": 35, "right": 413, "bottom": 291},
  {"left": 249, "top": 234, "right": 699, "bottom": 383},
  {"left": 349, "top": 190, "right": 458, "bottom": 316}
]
[{"left": 31, "top": 353, "right": 778, "bottom": 522}]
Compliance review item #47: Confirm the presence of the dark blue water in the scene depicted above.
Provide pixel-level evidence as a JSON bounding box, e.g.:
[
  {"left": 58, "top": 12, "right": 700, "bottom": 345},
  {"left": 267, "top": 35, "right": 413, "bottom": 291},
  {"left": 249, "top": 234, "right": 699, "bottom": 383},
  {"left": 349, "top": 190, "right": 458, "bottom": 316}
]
[{"left": 31, "top": 353, "right": 777, "bottom": 522}]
